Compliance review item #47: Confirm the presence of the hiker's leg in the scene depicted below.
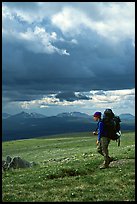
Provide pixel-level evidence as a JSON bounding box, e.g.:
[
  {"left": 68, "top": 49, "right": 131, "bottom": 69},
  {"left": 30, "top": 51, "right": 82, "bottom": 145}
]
[
  {"left": 97, "top": 142, "right": 104, "bottom": 156},
  {"left": 101, "top": 137, "right": 110, "bottom": 166}
]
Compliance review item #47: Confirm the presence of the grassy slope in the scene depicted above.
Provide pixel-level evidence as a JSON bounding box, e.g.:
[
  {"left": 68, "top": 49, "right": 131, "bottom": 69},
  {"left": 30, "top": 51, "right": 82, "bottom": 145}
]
[{"left": 2, "top": 131, "right": 135, "bottom": 202}]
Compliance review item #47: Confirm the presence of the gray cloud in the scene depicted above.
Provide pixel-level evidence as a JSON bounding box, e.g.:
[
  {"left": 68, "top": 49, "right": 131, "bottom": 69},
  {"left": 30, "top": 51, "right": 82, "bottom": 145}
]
[
  {"left": 2, "top": 30, "right": 135, "bottom": 102},
  {"left": 55, "top": 92, "right": 90, "bottom": 102},
  {"left": 2, "top": 2, "right": 135, "bottom": 111}
]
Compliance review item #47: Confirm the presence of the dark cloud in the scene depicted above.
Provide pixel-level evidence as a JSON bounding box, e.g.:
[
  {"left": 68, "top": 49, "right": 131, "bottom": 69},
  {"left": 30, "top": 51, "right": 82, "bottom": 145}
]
[
  {"left": 2, "top": 2, "right": 135, "bottom": 107},
  {"left": 55, "top": 92, "right": 90, "bottom": 102},
  {"left": 95, "top": 90, "right": 106, "bottom": 95},
  {"left": 2, "top": 31, "right": 135, "bottom": 104}
]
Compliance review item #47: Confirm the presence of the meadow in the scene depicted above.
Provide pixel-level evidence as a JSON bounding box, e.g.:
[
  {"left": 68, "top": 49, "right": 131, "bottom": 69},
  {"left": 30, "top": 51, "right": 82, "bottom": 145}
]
[{"left": 2, "top": 131, "right": 135, "bottom": 202}]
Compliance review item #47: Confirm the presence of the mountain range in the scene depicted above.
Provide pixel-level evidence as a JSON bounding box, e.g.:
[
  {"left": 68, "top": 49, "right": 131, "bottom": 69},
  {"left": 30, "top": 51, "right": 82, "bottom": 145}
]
[
  {"left": 2, "top": 111, "right": 135, "bottom": 141},
  {"left": 2, "top": 111, "right": 135, "bottom": 120},
  {"left": 2, "top": 111, "right": 46, "bottom": 119}
]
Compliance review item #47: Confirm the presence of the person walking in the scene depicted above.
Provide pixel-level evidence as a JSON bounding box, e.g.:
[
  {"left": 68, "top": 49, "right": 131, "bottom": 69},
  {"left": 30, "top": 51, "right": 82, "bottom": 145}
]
[{"left": 93, "top": 111, "right": 113, "bottom": 169}]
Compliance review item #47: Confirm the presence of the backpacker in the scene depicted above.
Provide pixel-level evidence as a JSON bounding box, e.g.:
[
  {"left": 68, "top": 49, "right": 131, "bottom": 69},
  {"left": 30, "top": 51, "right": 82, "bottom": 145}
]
[{"left": 102, "top": 109, "right": 121, "bottom": 143}]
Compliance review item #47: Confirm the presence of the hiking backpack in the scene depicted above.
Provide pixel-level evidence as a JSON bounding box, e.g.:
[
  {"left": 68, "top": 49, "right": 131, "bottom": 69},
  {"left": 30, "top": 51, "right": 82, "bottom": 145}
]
[{"left": 102, "top": 109, "right": 121, "bottom": 141}]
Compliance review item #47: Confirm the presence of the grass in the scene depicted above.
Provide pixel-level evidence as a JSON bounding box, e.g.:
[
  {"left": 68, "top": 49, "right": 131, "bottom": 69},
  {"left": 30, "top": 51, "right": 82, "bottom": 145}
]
[{"left": 2, "top": 131, "right": 135, "bottom": 202}]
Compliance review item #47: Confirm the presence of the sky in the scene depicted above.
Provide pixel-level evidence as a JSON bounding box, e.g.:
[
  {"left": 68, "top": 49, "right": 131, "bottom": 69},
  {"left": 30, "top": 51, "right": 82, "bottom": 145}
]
[{"left": 2, "top": 2, "right": 135, "bottom": 116}]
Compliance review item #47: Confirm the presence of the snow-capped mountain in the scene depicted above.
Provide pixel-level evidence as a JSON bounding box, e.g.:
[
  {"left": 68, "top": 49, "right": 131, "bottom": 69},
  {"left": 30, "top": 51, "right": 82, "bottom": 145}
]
[
  {"left": 119, "top": 113, "right": 135, "bottom": 121},
  {"left": 2, "top": 111, "right": 135, "bottom": 141},
  {"left": 5, "top": 111, "right": 46, "bottom": 119},
  {"left": 2, "top": 113, "right": 11, "bottom": 119},
  {"left": 56, "top": 112, "right": 91, "bottom": 118}
]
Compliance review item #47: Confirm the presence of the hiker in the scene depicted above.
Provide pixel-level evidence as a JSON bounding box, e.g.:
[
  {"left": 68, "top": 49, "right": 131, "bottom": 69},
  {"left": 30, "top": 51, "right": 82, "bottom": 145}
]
[{"left": 93, "top": 111, "right": 113, "bottom": 169}]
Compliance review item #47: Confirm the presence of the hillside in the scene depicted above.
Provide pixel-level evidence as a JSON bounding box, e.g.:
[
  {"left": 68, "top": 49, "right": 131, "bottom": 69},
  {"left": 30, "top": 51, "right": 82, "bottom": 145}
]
[
  {"left": 2, "top": 112, "right": 135, "bottom": 141},
  {"left": 2, "top": 131, "right": 135, "bottom": 202}
]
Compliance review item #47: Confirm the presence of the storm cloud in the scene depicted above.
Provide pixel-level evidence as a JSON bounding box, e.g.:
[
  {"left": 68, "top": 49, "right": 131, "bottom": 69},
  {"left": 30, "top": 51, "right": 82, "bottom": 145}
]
[
  {"left": 2, "top": 28, "right": 135, "bottom": 99},
  {"left": 55, "top": 92, "right": 90, "bottom": 102},
  {"left": 2, "top": 2, "right": 135, "bottom": 115}
]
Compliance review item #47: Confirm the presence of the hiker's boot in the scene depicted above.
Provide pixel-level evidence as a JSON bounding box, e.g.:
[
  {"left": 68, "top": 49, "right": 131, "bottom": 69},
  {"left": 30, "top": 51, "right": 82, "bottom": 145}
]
[
  {"left": 99, "top": 164, "right": 109, "bottom": 169},
  {"left": 108, "top": 157, "right": 114, "bottom": 165},
  {"left": 99, "top": 161, "right": 109, "bottom": 169}
]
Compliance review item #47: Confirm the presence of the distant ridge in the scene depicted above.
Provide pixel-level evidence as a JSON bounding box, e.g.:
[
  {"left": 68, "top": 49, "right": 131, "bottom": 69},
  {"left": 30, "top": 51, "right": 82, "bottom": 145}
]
[
  {"left": 2, "top": 111, "right": 135, "bottom": 141},
  {"left": 6, "top": 111, "right": 46, "bottom": 119},
  {"left": 119, "top": 113, "right": 135, "bottom": 120},
  {"left": 56, "top": 112, "right": 91, "bottom": 118},
  {"left": 2, "top": 111, "right": 134, "bottom": 120},
  {"left": 2, "top": 113, "right": 11, "bottom": 119}
]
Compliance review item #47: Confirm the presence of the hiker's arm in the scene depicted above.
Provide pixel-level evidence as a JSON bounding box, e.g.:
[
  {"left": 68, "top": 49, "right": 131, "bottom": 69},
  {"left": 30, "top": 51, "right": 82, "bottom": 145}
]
[
  {"left": 98, "top": 122, "right": 104, "bottom": 142},
  {"left": 93, "top": 125, "right": 98, "bottom": 135}
]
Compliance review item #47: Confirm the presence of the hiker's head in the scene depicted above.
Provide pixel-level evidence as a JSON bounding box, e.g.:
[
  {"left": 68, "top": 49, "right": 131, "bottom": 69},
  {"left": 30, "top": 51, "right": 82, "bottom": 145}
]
[{"left": 93, "top": 112, "right": 101, "bottom": 121}]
